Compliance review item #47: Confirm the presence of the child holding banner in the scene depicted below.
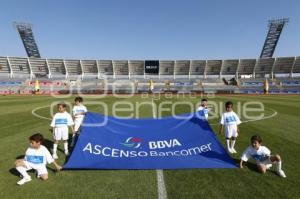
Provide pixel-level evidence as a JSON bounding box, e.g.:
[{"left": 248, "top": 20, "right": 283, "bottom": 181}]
[
  {"left": 15, "top": 133, "right": 62, "bottom": 185},
  {"left": 50, "top": 102, "right": 74, "bottom": 159},
  {"left": 240, "top": 135, "right": 286, "bottom": 178},
  {"left": 197, "top": 98, "right": 209, "bottom": 120},
  {"left": 71, "top": 97, "right": 87, "bottom": 147},
  {"left": 219, "top": 101, "right": 241, "bottom": 154}
]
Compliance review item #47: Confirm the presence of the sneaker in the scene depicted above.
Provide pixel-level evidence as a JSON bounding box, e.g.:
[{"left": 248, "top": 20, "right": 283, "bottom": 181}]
[
  {"left": 17, "top": 177, "right": 32, "bottom": 185},
  {"left": 53, "top": 154, "right": 58, "bottom": 159},
  {"left": 65, "top": 151, "right": 69, "bottom": 156},
  {"left": 231, "top": 148, "right": 237, "bottom": 153},
  {"left": 277, "top": 170, "right": 286, "bottom": 178}
]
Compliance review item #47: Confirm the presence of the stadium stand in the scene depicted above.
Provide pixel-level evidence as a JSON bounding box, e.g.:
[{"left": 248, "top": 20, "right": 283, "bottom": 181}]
[
  {"left": 8, "top": 57, "right": 31, "bottom": 78},
  {"left": 221, "top": 59, "right": 239, "bottom": 77},
  {"left": 237, "top": 59, "right": 256, "bottom": 77},
  {"left": 254, "top": 58, "right": 275, "bottom": 78},
  {"left": 174, "top": 60, "right": 190, "bottom": 78},
  {"left": 292, "top": 56, "right": 300, "bottom": 75},
  {"left": 128, "top": 60, "right": 144, "bottom": 79},
  {"left": 190, "top": 60, "right": 206, "bottom": 78},
  {"left": 159, "top": 61, "right": 175, "bottom": 79},
  {"left": 272, "top": 57, "right": 294, "bottom": 76},
  {"left": 80, "top": 60, "right": 98, "bottom": 79},
  {"left": 206, "top": 60, "right": 222, "bottom": 77},
  {"left": 0, "top": 57, "right": 11, "bottom": 77},
  {"left": 64, "top": 59, "right": 82, "bottom": 78},
  {"left": 47, "top": 59, "right": 67, "bottom": 78},
  {"left": 28, "top": 58, "right": 48, "bottom": 78},
  {"left": 98, "top": 60, "right": 113, "bottom": 79},
  {"left": 0, "top": 56, "right": 300, "bottom": 94},
  {"left": 113, "top": 60, "right": 129, "bottom": 79}
]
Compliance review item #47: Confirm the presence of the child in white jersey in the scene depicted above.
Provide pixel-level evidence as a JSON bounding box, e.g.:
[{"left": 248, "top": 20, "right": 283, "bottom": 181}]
[
  {"left": 219, "top": 101, "right": 241, "bottom": 154},
  {"left": 240, "top": 135, "right": 286, "bottom": 178},
  {"left": 15, "top": 133, "right": 62, "bottom": 185},
  {"left": 197, "top": 98, "right": 209, "bottom": 120},
  {"left": 71, "top": 97, "right": 87, "bottom": 147},
  {"left": 50, "top": 102, "right": 74, "bottom": 159}
]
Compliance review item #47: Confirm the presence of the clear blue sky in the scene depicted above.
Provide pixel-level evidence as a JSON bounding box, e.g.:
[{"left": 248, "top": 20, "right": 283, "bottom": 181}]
[{"left": 0, "top": 0, "right": 299, "bottom": 60}]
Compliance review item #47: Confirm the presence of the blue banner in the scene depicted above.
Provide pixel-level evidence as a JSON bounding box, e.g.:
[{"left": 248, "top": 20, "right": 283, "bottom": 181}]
[{"left": 64, "top": 112, "right": 237, "bottom": 169}]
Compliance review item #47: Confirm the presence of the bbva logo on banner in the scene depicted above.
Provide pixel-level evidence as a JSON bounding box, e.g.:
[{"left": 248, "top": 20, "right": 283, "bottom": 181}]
[{"left": 120, "top": 137, "right": 182, "bottom": 150}]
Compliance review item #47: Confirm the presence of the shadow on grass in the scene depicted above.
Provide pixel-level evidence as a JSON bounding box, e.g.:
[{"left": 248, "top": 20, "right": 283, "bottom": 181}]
[
  {"left": 9, "top": 168, "right": 39, "bottom": 177},
  {"left": 43, "top": 138, "right": 64, "bottom": 153},
  {"left": 232, "top": 158, "right": 259, "bottom": 172},
  {"left": 9, "top": 167, "right": 56, "bottom": 177},
  {"left": 232, "top": 158, "right": 278, "bottom": 176},
  {"left": 63, "top": 134, "right": 79, "bottom": 164},
  {"left": 10, "top": 156, "right": 37, "bottom": 177},
  {"left": 16, "top": 155, "right": 25, "bottom": 159},
  {"left": 9, "top": 168, "right": 21, "bottom": 177},
  {"left": 44, "top": 134, "right": 79, "bottom": 164}
]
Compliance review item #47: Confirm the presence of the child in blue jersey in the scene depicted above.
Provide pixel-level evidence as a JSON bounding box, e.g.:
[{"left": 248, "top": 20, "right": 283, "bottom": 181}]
[
  {"left": 15, "top": 133, "right": 62, "bottom": 185},
  {"left": 71, "top": 97, "right": 87, "bottom": 147},
  {"left": 197, "top": 98, "right": 209, "bottom": 120},
  {"left": 240, "top": 135, "right": 286, "bottom": 178},
  {"left": 219, "top": 101, "right": 241, "bottom": 154},
  {"left": 50, "top": 103, "right": 74, "bottom": 159}
]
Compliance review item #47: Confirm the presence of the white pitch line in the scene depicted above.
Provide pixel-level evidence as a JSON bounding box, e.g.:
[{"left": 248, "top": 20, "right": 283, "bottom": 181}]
[
  {"left": 209, "top": 108, "right": 278, "bottom": 126},
  {"left": 152, "top": 98, "right": 167, "bottom": 199},
  {"left": 31, "top": 106, "right": 52, "bottom": 121},
  {"left": 156, "top": 169, "right": 167, "bottom": 199}
]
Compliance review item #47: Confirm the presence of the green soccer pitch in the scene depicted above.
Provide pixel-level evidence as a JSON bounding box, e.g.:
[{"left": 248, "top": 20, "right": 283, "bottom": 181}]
[{"left": 0, "top": 94, "right": 299, "bottom": 199}]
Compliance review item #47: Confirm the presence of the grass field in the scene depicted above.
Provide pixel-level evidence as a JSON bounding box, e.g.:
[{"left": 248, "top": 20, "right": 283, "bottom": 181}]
[{"left": 0, "top": 94, "right": 299, "bottom": 199}]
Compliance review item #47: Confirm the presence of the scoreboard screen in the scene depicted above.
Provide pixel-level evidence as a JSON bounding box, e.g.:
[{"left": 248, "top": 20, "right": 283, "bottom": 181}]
[{"left": 145, "top": 60, "right": 159, "bottom": 74}]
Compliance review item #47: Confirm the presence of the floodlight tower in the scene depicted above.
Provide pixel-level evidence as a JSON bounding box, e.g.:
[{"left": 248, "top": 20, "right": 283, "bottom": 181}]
[
  {"left": 14, "top": 22, "right": 41, "bottom": 58},
  {"left": 260, "top": 18, "right": 289, "bottom": 58}
]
